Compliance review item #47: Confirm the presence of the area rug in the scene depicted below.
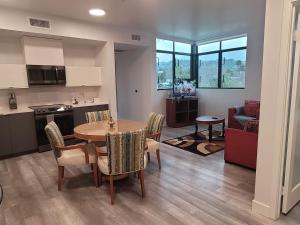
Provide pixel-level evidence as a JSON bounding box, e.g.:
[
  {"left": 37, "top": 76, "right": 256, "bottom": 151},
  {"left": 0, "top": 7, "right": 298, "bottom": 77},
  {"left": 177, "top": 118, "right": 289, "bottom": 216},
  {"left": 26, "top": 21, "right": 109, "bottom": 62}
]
[{"left": 163, "top": 130, "right": 225, "bottom": 156}]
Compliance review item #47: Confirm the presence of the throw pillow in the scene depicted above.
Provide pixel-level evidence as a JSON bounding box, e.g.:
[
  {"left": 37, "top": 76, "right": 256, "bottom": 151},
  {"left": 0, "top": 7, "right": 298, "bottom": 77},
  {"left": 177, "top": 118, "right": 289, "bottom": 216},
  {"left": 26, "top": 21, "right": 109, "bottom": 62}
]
[{"left": 244, "top": 101, "right": 260, "bottom": 117}]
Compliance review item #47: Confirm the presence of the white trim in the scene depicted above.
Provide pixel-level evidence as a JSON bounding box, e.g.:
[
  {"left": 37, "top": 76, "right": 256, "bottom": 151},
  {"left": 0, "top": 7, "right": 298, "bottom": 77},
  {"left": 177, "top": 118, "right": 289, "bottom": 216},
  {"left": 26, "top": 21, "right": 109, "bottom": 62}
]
[
  {"left": 252, "top": 200, "right": 272, "bottom": 218},
  {"left": 276, "top": 0, "right": 297, "bottom": 215}
]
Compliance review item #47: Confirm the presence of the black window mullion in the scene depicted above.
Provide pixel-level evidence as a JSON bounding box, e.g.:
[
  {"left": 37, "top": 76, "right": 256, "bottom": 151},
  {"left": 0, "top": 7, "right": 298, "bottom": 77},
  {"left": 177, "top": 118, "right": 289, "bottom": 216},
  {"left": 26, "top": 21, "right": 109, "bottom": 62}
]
[{"left": 218, "top": 50, "right": 223, "bottom": 88}]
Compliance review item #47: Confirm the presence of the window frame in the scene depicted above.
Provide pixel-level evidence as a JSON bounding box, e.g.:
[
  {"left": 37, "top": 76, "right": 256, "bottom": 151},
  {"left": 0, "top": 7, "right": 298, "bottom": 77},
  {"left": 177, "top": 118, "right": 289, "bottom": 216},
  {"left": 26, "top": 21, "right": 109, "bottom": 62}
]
[
  {"left": 197, "top": 37, "right": 247, "bottom": 89},
  {"left": 156, "top": 39, "right": 194, "bottom": 91}
]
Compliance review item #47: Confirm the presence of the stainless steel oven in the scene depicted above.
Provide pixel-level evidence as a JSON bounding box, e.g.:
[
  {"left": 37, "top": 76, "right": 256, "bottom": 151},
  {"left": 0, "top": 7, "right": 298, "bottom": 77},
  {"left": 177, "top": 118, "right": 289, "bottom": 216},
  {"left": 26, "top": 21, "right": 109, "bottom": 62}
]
[{"left": 29, "top": 104, "right": 75, "bottom": 152}]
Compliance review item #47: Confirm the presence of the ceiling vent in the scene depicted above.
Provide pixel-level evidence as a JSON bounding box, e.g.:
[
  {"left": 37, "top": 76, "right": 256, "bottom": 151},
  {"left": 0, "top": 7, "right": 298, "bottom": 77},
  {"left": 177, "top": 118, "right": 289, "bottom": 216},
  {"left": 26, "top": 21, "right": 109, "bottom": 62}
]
[
  {"left": 131, "top": 34, "right": 141, "bottom": 41},
  {"left": 28, "top": 18, "right": 51, "bottom": 29}
]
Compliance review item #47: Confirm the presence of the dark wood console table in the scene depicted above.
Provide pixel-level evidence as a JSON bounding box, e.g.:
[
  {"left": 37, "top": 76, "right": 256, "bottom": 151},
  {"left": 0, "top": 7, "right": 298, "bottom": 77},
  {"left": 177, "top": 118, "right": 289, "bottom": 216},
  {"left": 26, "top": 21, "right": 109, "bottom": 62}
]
[{"left": 166, "top": 97, "right": 198, "bottom": 128}]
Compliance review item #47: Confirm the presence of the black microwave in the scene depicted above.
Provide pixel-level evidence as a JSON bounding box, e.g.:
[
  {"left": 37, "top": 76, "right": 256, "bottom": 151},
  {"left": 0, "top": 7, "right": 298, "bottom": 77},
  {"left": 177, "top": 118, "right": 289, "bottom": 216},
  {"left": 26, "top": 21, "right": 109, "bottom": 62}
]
[{"left": 26, "top": 65, "right": 66, "bottom": 86}]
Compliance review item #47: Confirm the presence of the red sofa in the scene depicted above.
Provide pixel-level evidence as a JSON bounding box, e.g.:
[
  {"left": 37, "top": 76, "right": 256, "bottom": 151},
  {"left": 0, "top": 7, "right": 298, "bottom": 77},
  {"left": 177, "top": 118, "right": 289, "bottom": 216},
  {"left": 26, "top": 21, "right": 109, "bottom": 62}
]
[
  {"left": 224, "top": 121, "right": 258, "bottom": 169},
  {"left": 228, "top": 100, "right": 260, "bottom": 129}
]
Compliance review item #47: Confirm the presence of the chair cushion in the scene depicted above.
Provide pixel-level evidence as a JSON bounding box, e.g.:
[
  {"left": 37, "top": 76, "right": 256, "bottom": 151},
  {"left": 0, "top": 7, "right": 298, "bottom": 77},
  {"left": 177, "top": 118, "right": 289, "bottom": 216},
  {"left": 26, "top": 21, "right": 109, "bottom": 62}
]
[
  {"left": 146, "top": 138, "right": 160, "bottom": 152},
  {"left": 244, "top": 101, "right": 260, "bottom": 117},
  {"left": 57, "top": 145, "right": 95, "bottom": 166},
  {"left": 98, "top": 150, "right": 148, "bottom": 175},
  {"left": 233, "top": 115, "right": 256, "bottom": 127}
]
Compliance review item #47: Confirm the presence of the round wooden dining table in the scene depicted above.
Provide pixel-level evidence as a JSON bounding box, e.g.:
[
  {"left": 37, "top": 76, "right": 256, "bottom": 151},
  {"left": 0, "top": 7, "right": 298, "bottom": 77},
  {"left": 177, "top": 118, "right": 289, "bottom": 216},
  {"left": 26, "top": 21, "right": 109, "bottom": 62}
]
[{"left": 74, "top": 119, "right": 147, "bottom": 142}]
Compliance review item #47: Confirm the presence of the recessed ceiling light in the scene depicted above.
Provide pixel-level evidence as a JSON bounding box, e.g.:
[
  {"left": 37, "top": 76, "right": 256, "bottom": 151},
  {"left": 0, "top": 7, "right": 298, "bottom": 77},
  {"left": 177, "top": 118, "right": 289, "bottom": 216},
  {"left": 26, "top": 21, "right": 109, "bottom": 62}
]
[{"left": 89, "top": 8, "right": 106, "bottom": 17}]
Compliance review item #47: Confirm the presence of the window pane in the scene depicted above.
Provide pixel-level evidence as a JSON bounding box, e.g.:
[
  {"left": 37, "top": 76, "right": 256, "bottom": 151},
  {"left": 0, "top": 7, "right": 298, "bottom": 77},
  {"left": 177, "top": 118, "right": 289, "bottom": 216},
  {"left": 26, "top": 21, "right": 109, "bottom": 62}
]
[
  {"left": 156, "top": 52, "right": 173, "bottom": 89},
  {"left": 175, "top": 54, "right": 191, "bottom": 80},
  {"left": 221, "top": 36, "right": 247, "bottom": 50},
  {"left": 198, "top": 53, "right": 219, "bottom": 88},
  {"left": 198, "top": 42, "right": 220, "bottom": 53},
  {"left": 175, "top": 42, "right": 191, "bottom": 54},
  {"left": 221, "top": 49, "right": 247, "bottom": 88},
  {"left": 156, "top": 38, "right": 173, "bottom": 51}
]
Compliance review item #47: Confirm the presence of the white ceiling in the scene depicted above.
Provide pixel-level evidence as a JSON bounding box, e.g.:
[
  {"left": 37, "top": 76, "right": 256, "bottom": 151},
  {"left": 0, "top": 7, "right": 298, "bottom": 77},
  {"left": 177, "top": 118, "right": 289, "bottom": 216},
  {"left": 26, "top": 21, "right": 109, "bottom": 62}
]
[{"left": 0, "top": 0, "right": 266, "bottom": 41}]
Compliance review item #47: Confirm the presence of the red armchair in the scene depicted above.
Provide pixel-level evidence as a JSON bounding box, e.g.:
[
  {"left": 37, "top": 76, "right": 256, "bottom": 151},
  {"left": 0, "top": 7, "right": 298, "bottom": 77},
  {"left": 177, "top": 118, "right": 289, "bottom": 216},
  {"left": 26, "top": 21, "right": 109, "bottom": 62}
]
[
  {"left": 228, "top": 100, "right": 260, "bottom": 129},
  {"left": 224, "top": 121, "right": 259, "bottom": 169}
]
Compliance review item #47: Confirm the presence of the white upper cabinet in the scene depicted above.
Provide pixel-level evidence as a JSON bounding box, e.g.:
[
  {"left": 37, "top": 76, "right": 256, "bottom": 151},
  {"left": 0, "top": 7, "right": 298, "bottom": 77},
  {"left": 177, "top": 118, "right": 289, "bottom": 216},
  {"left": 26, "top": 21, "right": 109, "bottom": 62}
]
[
  {"left": 0, "top": 64, "right": 28, "bottom": 89},
  {"left": 66, "top": 66, "right": 102, "bottom": 87},
  {"left": 22, "top": 36, "right": 64, "bottom": 66}
]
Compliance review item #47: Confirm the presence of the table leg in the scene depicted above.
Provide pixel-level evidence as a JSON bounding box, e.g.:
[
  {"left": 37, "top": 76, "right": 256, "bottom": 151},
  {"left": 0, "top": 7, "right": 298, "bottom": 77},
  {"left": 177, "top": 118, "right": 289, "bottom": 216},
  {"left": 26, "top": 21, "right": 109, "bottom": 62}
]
[
  {"left": 222, "top": 121, "right": 225, "bottom": 137},
  {"left": 208, "top": 124, "right": 213, "bottom": 142},
  {"left": 195, "top": 123, "right": 198, "bottom": 135}
]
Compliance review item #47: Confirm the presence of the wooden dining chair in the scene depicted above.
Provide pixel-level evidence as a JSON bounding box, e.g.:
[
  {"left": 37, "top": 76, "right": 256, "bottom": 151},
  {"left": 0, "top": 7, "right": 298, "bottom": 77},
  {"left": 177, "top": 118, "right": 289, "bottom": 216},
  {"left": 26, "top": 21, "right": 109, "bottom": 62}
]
[
  {"left": 145, "top": 112, "right": 165, "bottom": 170},
  {"left": 95, "top": 129, "right": 147, "bottom": 204},
  {"left": 45, "top": 121, "right": 98, "bottom": 190},
  {"left": 85, "top": 110, "right": 111, "bottom": 123}
]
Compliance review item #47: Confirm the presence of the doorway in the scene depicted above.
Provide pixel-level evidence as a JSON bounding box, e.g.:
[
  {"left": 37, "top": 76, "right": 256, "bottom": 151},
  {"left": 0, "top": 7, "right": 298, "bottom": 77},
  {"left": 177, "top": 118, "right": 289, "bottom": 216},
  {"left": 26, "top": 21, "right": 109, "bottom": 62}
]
[{"left": 114, "top": 43, "right": 151, "bottom": 121}]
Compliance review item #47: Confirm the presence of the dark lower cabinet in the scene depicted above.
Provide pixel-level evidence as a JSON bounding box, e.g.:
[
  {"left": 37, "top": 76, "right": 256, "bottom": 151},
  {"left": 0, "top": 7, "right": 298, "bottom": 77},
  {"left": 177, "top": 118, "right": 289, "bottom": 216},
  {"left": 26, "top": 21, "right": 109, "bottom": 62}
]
[
  {"left": 0, "top": 115, "right": 12, "bottom": 157},
  {"left": 9, "top": 112, "right": 37, "bottom": 154},
  {"left": 0, "top": 104, "right": 109, "bottom": 159},
  {"left": 0, "top": 112, "right": 37, "bottom": 158},
  {"left": 73, "top": 104, "right": 109, "bottom": 126}
]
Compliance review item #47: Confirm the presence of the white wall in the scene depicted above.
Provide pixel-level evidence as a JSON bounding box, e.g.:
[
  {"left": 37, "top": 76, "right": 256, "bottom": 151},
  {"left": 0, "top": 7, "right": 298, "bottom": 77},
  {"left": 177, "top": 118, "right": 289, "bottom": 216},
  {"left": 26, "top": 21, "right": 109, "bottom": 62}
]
[
  {"left": 196, "top": 0, "right": 266, "bottom": 119},
  {"left": 115, "top": 46, "right": 152, "bottom": 121},
  {"left": 0, "top": 6, "right": 155, "bottom": 117},
  {"left": 0, "top": 6, "right": 154, "bottom": 47},
  {"left": 94, "top": 42, "right": 118, "bottom": 119}
]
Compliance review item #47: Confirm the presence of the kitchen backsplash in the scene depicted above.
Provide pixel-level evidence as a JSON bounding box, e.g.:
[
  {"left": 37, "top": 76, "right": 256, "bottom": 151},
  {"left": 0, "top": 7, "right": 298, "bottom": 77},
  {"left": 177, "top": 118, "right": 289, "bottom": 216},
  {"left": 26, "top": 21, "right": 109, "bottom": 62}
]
[{"left": 0, "top": 86, "right": 102, "bottom": 108}]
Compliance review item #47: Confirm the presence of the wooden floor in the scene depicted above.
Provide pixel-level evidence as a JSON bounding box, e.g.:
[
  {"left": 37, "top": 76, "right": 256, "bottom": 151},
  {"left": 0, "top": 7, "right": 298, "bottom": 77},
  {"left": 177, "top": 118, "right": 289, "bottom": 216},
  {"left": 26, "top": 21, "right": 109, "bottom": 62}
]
[{"left": 0, "top": 126, "right": 299, "bottom": 225}]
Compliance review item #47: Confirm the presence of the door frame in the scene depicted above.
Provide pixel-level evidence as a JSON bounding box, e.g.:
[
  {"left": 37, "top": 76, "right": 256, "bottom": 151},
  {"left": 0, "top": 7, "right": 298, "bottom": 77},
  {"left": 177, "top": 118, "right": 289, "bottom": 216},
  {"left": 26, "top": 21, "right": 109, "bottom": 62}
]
[
  {"left": 252, "top": 0, "right": 296, "bottom": 220},
  {"left": 282, "top": 0, "right": 300, "bottom": 214}
]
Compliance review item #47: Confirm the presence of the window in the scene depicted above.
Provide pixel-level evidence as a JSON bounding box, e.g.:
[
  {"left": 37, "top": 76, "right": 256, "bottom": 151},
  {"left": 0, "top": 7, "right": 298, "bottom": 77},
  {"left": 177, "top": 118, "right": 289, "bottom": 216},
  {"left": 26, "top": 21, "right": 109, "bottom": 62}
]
[
  {"left": 156, "top": 38, "right": 192, "bottom": 90},
  {"left": 198, "top": 36, "right": 247, "bottom": 89},
  {"left": 156, "top": 53, "right": 173, "bottom": 90},
  {"left": 175, "top": 54, "right": 191, "bottom": 80},
  {"left": 198, "top": 53, "right": 219, "bottom": 88}
]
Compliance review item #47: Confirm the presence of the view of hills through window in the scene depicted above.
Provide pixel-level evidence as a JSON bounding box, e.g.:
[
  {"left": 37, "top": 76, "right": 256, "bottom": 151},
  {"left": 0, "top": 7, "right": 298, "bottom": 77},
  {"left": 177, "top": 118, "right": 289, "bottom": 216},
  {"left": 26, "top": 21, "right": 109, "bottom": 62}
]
[
  {"left": 198, "top": 36, "right": 247, "bottom": 89},
  {"left": 156, "top": 39, "right": 192, "bottom": 90},
  {"left": 156, "top": 36, "right": 247, "bottom": 90}
]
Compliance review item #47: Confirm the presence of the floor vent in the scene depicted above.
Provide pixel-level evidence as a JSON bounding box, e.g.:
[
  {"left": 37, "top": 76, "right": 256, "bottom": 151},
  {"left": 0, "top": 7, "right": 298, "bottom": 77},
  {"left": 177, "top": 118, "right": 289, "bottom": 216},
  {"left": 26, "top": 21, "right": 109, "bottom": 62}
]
[{"left": 28, "top": 18, "right": 51, "bottom": 29}]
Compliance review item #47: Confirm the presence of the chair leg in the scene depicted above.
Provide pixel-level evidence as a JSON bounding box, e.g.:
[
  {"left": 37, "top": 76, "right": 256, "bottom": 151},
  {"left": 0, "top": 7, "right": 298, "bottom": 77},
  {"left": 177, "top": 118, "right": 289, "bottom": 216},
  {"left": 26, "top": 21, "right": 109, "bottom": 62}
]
[
  {"left": 61, "top": 166, "right": 65, "bottom": 179},
  {"left": 147, "top": 152, "right": 150, "bottom": 162},
  {"left": 58, "top": 166, "right": 64, "bottom": 191},
  {"left": 92, "top": 163, "right": 98, "bottom": 187},
  {"left": 156, "top": 149, "right": 161, "bottom": 170},
  {"left": 98, "top": 168, "right": 102, "bottom": 187},
  {"left": 139, "top": 170, "right": 145, "bottom": 198},
  {"left": 109, "top": 175, "right": 114, "bottom": 205}
]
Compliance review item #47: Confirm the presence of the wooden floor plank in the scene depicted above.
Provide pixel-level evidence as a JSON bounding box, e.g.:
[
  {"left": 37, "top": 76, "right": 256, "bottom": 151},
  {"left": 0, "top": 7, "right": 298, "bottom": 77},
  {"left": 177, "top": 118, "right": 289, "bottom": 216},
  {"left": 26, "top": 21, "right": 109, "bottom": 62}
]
[{"left": 0, "top": 125, "right": 299, "bottom": 225}]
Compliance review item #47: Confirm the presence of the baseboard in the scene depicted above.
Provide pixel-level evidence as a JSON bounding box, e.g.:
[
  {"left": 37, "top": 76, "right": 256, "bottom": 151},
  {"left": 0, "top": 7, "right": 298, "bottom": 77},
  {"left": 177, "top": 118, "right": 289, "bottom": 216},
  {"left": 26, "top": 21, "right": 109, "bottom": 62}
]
[{"left": 252, "top": 199, "right": 277, "bottom": 219}]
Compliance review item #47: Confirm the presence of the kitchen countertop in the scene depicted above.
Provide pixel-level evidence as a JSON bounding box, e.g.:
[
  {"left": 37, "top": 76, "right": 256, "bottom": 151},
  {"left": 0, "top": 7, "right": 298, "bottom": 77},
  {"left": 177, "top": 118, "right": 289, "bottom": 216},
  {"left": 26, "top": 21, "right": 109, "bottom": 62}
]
[
  {"left": 0, "top": 102, "right": 109, "bottom": 115},
  {"left": 0, "top": 106, "right": 34, "bottom": 115},
  {"left": 72, "top": 101, "right": 109, "bottom": 108}
]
